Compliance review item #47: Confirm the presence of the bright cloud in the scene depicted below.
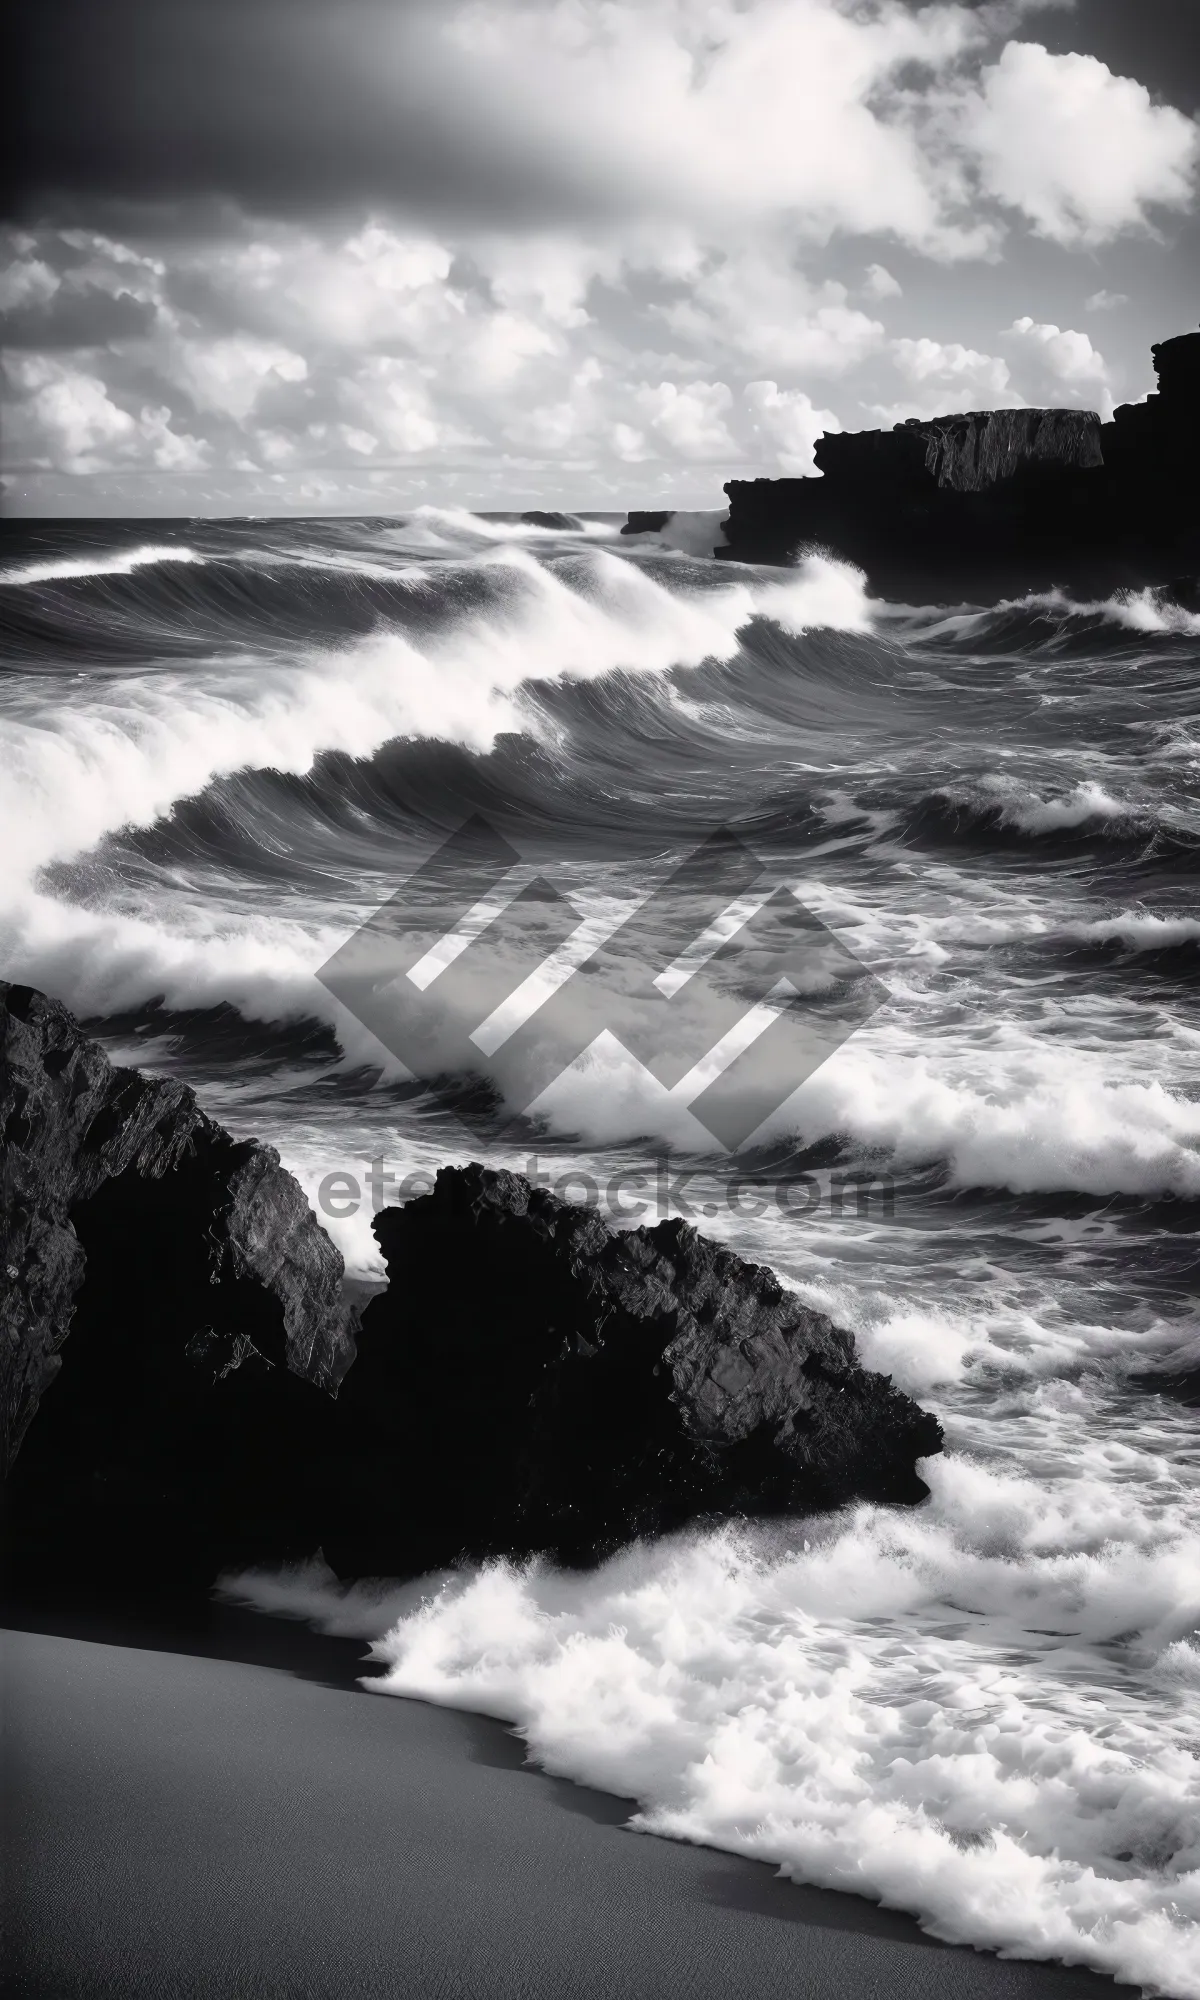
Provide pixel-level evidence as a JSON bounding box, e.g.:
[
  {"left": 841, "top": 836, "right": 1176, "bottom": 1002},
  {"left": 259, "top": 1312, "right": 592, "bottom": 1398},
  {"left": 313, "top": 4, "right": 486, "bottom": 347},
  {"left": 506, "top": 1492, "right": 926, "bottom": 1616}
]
[
  {"left": 1, "top": 3, "right": 1195, "bottom": 508},
  {"left": 962, "top": 42, "right": 1199, "bottom": 246},
  {"left": 744, "top": 381, "right": 842, "bottom": 474},
  {"left": 1005, "top": 316, "right": 1114, "bottom": 415},
  {"left": 633, "top": 381, "right": 737, "bottom": 459}
]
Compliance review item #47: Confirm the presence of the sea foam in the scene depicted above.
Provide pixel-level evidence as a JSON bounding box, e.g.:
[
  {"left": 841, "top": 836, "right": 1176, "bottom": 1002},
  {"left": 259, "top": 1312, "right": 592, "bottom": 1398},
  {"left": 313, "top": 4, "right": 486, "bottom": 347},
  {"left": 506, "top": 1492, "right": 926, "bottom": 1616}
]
[{"left": 227, "top": 1412, "right": 1200, "bottom": 1998}]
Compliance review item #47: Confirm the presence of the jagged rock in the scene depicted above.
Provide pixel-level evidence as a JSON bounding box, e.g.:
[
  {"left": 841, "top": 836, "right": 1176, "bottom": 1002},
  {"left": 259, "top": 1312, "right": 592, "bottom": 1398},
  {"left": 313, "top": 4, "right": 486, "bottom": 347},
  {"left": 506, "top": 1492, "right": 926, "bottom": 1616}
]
[
  {"left": 1, "top": 981, "right": 352, "bottom": 1579},
  {"left": 3, "top": 992, "right": 943, "bottom": 1586},
  {"left": 718, "top": 327, "right": 1200, "bottom": 599},
  {"left": 321, "top": 1163, "right": 943, "bottom": 1574}
]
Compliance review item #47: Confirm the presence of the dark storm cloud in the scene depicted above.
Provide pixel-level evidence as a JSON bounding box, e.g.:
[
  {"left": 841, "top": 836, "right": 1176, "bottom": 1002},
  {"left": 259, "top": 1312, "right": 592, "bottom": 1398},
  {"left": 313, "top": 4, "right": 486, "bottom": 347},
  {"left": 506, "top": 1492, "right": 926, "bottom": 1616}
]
[
  {"left": 1, "top": 0, "right": 624, "bottom": 226},
  {"left": 0, "top": 289, "right": 156, "bottom": 349}
]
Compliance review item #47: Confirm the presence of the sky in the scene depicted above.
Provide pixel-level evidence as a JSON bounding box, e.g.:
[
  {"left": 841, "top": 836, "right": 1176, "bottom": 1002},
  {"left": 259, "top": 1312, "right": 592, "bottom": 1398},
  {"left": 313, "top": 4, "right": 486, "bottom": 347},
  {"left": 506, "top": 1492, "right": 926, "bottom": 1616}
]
[{"left": 2, "top": 0, "right": 1198, "bottom": 515}]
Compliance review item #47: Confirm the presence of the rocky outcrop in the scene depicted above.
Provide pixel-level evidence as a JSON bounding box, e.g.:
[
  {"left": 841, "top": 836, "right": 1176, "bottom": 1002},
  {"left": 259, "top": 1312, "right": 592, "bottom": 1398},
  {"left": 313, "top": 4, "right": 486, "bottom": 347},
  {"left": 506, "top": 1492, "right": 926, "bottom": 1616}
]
[
  {"left": 718, "top": 326, "right": 1200, "bottom": 599},
  {"left": 1, "top": 980, "right": 353, "bottom": 1579},
  {"left": 520, "top": 510, "right": 582, "bottom": 531},
  {"left": 320, "top": 1163, "right": 943, "bottom": 1575},
  {"left": 4, "top": 991, "right": 943, "bottom": 1584},
  {"left": 621, "top": 511, "right": 673, "bottom": 536}
]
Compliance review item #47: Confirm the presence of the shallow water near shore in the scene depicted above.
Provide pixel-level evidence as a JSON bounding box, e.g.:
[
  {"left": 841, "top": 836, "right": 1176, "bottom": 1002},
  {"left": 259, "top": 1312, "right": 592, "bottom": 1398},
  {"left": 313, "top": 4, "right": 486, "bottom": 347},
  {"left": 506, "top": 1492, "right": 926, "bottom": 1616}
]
[{"left": 2, "top": 510, "right": 1198, "bottom": 1995}]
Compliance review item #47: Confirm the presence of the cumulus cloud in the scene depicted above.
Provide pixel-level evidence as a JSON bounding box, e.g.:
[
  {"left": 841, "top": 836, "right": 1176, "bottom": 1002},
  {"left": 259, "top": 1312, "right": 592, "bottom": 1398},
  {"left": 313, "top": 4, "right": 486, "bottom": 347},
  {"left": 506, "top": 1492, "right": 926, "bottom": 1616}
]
[
  {"left": 169, "top": 337, "right": 309, "bottom": 423},
  {"left": 1, "top": 1, "right": 1195, "bottom": 507},
  {"left": 632, "top": 381, "right": 737, "bottom": 460},
  {"left": 874, "top": 316, "right": 1115, "bottom": 425},
  {"left": 1084, "top": 291, "right": 1130, "bottom": 312},
  {"left": 875, "top": 336, "right": 1016, "bottom": 422},
  {"left": 1004, "top": 315, "right": 1114, "bottom": 415},
  {"left": 658, "top": 255, "right": 887, "bottom": 375},
  {"left": 744, "top": 381, "right": 842, "bottom": 474},
  {"left": 961, "top": 42, "right": 1198, "bottom": 245},
  {"left": 3, "top": 352, "right": 206, "bottom": 474},
  {"left": 863, "top": 263, "right": 903, "bottom": 300}
]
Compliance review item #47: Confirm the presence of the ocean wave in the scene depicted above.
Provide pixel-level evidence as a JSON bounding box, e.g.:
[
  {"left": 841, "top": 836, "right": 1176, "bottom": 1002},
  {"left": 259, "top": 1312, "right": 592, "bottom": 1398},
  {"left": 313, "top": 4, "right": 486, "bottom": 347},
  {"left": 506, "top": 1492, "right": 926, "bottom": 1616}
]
[
  {"left": 10, "top": 873, "right": 1200, "bottom": 1204},
  {"left": 892, "top": 586, "right": 1200, "bottom": 648},
  {"left": 999, "top": 779, "right": 1133, "bottom": 835},
  {"left": 226, "top": 1423, "right": 1200, "bottom": 1999},
  {"left": 399, "top": 504, "right": 613, "bottom": 543},
  {"left": 619, "top": 510, "right": 730, "bottom": 558},
  {"left": 0, "top": 548, "right": 873, "bottom": 885},
  {"left": 514, "top": 1030, "right": 1200, "bottom": 1197},
  {"left": 901, "top": 776, "right": 1194, "bottom": 859},
  {"left": 0, "top": 543, "right": 205, "bottom": 588},
  {"left": 1065, "top": 912, "right": 1200, "bottom": 950}
]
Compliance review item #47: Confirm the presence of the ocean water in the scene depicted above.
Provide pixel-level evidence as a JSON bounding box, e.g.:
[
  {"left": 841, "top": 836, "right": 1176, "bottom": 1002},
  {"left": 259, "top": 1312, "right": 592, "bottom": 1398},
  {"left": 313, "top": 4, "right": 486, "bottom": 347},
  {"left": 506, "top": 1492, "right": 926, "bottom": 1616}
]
[{"left": 2, "top": 511, "right": 1198, "bottom": 1996}]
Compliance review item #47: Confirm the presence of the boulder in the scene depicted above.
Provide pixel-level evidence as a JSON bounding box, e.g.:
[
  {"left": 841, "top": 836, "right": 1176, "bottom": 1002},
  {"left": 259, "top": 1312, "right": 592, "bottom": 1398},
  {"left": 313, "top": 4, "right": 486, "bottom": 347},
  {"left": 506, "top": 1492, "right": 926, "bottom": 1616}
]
[
  {"left": 3, "top": 990, "right": 944, "bottom": 1587},
  {"left": 322, "top": 1163, "right": 943, "bottom": 1574},
  {"left": 1, "top": 981, "right": 352, "bottom": 1580}
]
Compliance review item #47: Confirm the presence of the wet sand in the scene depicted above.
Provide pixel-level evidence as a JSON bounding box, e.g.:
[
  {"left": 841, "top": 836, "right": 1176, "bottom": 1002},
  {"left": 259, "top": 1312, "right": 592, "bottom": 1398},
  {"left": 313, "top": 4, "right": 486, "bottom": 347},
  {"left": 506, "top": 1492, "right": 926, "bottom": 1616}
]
[{"left": 2, "top": 1602, "right": 1121, "bottom": 2000}]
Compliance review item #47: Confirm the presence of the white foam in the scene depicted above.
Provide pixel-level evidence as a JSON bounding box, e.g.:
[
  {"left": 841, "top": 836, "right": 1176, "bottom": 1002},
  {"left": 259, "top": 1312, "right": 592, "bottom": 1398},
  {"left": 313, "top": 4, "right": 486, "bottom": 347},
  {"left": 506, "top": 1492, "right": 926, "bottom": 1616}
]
[
  {"left": 1095, "top": 589, "right": 1200, "bottom": 638},
  {"left": 1010, "top": 586, "right": 1200, "bottom": 638},
  {"left": 226, "top": 1426, "right": 1200, "bottom": 1998},
  {"left": 621, "top": 510, "right": 730, "bottom": 558},
  {"left": 0, "top": 544, "right": 204, "bottom": 586},
  {"left": 0, "top": 546, "right": 871, "bottom": 888},
  {"left": 888, "top": 585, "right": 1200, "bottom": 642},
  {"left": 396, "top": 505, "right": 615, "bottom": 544},
  {"left": 1067, "top": 913, "right": 1200, "bottom": 951},
  {"left": 488, "top": 1019, "right": 1200, "bottom": 1197},
  {"left": 999, "top": 779, "right": 1133, "bottom": 834}
]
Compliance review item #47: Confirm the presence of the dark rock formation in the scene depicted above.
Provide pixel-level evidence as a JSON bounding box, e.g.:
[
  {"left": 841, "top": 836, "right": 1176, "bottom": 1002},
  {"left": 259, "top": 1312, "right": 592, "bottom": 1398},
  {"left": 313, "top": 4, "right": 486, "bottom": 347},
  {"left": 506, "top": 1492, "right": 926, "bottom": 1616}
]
[
  {"left": 4, "top": 990, "right": 942, "bottom": 1585},
  {"left": 520, "top": 510, "right": 581, "bottom": 531},
  {"left": 718, "top": 327, "right": 1200, "bottom": 600},
  {"left": 621, "top": 511, "right": 674, "bottom": 536},
  {"left": 320, "top": 1163, "right": 942, "bottom": 1575},
  {"left": 2, "top": 980, "right": 352, "bottom": 1580}
]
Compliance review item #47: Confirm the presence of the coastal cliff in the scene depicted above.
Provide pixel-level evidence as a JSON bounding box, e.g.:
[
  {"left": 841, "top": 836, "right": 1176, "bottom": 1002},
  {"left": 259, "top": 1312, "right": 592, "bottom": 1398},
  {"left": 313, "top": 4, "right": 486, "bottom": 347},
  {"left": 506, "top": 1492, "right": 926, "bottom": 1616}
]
[
  {"left": 2, "top": 988, "right": 943, "bottom": 1584},
  {"left": 709, "top": 327, "right": 1199, "bottom": 598}
]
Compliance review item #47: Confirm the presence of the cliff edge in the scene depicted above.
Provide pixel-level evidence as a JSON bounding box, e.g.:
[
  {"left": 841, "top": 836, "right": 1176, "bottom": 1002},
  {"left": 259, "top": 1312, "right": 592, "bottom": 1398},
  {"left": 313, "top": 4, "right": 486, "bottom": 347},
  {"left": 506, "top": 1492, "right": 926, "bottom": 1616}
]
[{"left": 718, "top": 326, "right": 1200, "bottom": 599}]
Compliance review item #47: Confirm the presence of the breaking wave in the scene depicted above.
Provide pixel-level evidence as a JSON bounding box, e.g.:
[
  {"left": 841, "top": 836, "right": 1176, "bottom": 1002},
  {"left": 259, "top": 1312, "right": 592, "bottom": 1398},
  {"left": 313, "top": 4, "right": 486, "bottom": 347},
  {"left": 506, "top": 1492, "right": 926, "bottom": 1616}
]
[
  {"left": 6, "top": 512, "right": 1199, "bottom": 1996},
  {"left": 227, "top": 1419, "right": 1200, "bottom": 2000}
]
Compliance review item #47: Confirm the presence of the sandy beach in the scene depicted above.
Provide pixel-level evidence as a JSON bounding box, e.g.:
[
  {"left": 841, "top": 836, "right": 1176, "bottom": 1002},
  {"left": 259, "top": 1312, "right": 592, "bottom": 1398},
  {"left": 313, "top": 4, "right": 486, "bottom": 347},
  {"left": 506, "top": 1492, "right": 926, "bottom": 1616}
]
[{"left": 2, "top": 1601, "right": 1123, "bottom": 2000}]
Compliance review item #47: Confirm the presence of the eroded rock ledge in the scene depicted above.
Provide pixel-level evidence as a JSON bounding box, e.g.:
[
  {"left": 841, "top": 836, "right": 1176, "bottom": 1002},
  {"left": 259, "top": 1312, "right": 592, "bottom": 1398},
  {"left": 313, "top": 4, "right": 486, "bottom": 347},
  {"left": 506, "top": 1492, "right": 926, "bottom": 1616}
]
[
  {"left": 3, "top": 985, "right": 943, "bottom": 1583},
  {"left": 644, "top": 326, "right": 1200, "bottom": 601}
]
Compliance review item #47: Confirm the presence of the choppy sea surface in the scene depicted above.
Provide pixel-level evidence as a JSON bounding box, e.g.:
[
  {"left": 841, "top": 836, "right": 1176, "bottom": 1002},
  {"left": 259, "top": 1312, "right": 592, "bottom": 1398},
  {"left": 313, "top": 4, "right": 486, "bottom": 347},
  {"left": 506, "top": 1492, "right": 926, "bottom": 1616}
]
[{"left": 2, "top": 510, "right": 1198, "bottom": 1996}]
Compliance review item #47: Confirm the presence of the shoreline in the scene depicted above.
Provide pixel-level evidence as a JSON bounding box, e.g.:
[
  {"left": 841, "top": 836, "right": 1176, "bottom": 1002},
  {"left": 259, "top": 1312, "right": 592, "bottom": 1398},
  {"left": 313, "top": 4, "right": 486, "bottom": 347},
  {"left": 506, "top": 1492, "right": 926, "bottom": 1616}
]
[{"left": 3, "top": 1596, "right": 1123, "bottom": 2000}]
